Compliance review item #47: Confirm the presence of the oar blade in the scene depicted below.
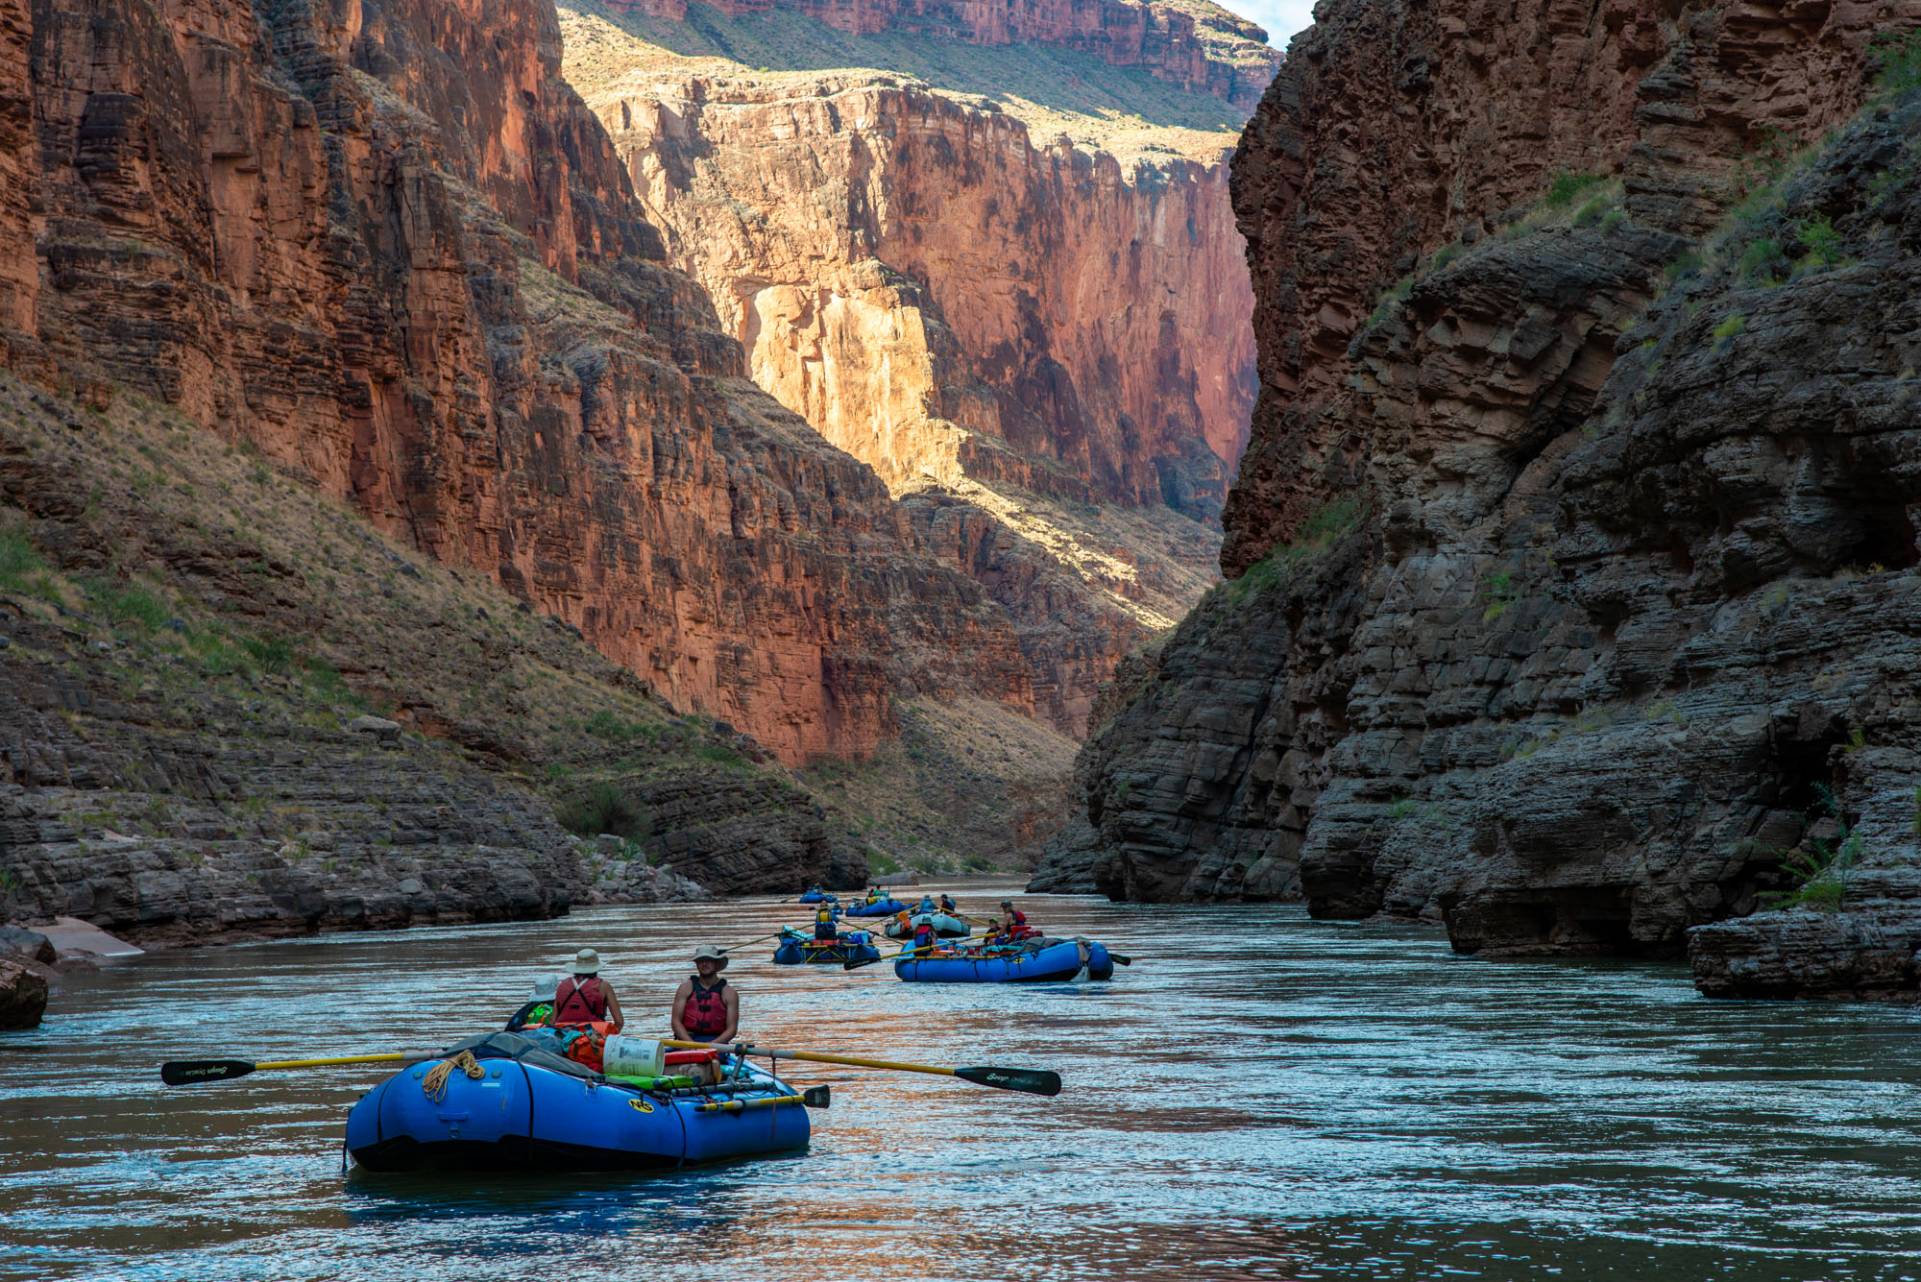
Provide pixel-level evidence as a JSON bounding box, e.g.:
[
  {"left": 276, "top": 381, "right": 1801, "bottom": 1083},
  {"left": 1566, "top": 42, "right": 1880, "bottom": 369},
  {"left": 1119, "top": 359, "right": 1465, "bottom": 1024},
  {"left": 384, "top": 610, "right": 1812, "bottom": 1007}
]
[
  {"left": 956, "top": 1065, "right": 1061, "bottom": 1097},
  {"left": 161, "top": 1059, "right": 255, "bottom": 1086},
  {"left": 802, "top": 1085, "right": 831, "bottom": 1109}
]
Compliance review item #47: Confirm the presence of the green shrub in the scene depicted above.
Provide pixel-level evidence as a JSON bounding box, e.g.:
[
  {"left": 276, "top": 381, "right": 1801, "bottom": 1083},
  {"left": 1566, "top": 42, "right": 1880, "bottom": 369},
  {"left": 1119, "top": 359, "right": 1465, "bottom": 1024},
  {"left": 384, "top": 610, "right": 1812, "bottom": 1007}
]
[
  {"left": 1545, "top": 171, "right": 1607, "bottom": 209},
  {"left": 1871, "top": 28, "right": 1921, "bottom": 94},
  {"left": 1481, "top": 568, "right": 1521, "bottom": 622},
  {"left": 241, "top": 634, "right": 293, "bottom": 673},
  {"left": 696, "top": 741, "right": 745, "bottom": 768},
  {"left": 1712, "top": 313, "right": 1747, "bottom": 342},
  {"left": 1760, "top": 784, "right": 1862, "bottom": 912},
  {"left": 1737, "top": 238, "right": 1784, "bottom": 282},
  {"left": 1429, "top": 244, "right": 1461, "bottom": 272},
  {"left": 1361, "top": 275, "right": 1414, "bottom": 335},
  {"left": 1663, "top": 250, "right": 1703, "bottom": 284},
  {"left": 1795, "top": 215, "right": 1843, "bottom": 270},
  {"left": 556, "top": 783, "right": 652, "bottom": 843},
  {"left": 91, "top": 579, "right": 171, "bottom": 633},
  {"left": 0, "top": 528, "right": 43, "bottom": 591}
]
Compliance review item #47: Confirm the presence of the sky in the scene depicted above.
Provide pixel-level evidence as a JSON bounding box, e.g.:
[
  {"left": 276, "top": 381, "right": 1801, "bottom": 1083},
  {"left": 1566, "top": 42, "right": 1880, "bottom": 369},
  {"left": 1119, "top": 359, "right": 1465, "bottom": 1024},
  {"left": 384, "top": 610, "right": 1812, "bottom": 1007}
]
[{"left": 1231, "top": 0, "right": 1317, "bottom": 47}]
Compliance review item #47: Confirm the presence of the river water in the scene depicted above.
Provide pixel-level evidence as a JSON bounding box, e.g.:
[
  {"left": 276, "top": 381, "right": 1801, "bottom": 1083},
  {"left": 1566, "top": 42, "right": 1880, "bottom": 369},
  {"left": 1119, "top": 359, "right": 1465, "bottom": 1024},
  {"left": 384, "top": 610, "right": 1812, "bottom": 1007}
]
[{"left": 3, "top": 887, "right": 1920, "bottom": 1281}]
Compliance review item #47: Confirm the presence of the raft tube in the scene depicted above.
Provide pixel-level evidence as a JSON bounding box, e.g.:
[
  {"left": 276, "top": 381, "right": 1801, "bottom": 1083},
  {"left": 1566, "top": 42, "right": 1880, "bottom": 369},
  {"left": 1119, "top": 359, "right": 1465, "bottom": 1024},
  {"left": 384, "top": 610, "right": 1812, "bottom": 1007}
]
[
  {"left": 894, "top": 938, "right": 1113, "bottom": 983},
  {"left": 844, "top": 898, "right": 907, "bottom": 918},
  {"left": 883, "top": 912, "right": 971, "bottom": 939},
  {"left": 345, "top": 1034, "right": 808, "bottom": 1172},
  {"left": 797, "top": 890, "right": 835, "bottom": 904},
  {"left": 772, "top": 931, "right": 879, "bottom": 965}
]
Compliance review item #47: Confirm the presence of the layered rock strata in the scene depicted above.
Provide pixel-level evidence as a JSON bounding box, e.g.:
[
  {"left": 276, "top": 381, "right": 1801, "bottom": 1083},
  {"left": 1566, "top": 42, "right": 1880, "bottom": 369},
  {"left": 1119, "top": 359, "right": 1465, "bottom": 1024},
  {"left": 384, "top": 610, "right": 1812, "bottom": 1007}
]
[
  {"left": 561, "top": 0, "right": 1267, "bottom": 728},
  {"left": 0, "top": 378, "right": 857, "bottom": 942},
  {"left": 1041, "top": 0, "right": 1921, "bottom": 998},
  {"left": 7, "top": 0, "right": 1054, "bottom": 766},
  {"left": 597, "top": 0, "right": 1278, "bottom": 109}
]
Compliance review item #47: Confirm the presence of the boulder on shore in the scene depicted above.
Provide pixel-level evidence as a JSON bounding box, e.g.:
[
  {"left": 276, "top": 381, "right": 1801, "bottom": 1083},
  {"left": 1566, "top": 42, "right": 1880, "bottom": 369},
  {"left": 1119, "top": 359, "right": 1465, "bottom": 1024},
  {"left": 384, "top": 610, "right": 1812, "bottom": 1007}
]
[{"left": 0, "top": 959, "right": 48, "bottom": 1029}]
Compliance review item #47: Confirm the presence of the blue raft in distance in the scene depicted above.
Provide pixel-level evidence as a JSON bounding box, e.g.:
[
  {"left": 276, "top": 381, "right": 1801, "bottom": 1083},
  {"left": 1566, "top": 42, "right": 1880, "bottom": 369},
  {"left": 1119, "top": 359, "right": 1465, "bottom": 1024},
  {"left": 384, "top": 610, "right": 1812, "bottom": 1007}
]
[
  {"left": 797, "top": 890, "right": 835, "bottom": 904},
  {"left": 344, "top": 1034, "right": 809, "bottom": 1172},
  {"left": 773, "top": 931, "right": 879, "bottom": 965},
  {"left": 844, "top": 897, "right": 907, "bottom": 917},
  {"left": 894, "top": 938, "right": 1114, "bottom": 983}
]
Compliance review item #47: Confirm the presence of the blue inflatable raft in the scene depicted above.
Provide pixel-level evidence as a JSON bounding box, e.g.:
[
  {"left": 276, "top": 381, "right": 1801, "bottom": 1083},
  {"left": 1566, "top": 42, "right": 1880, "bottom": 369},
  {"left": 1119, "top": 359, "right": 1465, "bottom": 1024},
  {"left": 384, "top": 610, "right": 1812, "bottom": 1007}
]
[
  {"left": 844, "top": 897, "right": 907, "bottom": 917},
  {"left": 773, "top": 929, "right": 879, "bottom": 965},
  {"left": 797, "top": 889, "right": 835, "bottom": 904},
  {"left": 895, "top": 938, "right": 1114, "bottom": 983},
  {"left": 344, "top": 1033, "right": 810, "bottom": 1172}
]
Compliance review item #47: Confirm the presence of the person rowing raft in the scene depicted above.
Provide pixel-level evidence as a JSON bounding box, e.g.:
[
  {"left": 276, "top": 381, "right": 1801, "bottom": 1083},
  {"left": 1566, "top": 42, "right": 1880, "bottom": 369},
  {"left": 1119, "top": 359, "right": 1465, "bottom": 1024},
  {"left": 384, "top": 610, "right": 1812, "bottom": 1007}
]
[
  {"left": 938, "top": 892, "right": 958, "bottom": 914},
  {"left": 673, "top": 944, "right": 738, "bottom": 1044},
  {"left": 814, "top": 905, "right": 839, "bottom": 940}
]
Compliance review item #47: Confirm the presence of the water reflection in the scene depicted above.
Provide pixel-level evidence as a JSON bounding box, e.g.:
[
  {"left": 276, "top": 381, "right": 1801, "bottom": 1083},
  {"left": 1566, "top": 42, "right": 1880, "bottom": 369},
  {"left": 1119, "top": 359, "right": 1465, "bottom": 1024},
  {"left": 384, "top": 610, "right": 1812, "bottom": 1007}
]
[{"left": 3, "top": 887, "right": 1921, "bottom": 1280}]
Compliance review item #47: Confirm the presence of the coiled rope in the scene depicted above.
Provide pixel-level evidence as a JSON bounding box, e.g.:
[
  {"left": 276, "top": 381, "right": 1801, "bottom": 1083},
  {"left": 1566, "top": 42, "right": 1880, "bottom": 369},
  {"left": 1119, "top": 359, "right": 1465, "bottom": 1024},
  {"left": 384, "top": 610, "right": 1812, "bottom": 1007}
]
[{"left": 422, "top": 1050, "right": 484, "bottom": 1102}]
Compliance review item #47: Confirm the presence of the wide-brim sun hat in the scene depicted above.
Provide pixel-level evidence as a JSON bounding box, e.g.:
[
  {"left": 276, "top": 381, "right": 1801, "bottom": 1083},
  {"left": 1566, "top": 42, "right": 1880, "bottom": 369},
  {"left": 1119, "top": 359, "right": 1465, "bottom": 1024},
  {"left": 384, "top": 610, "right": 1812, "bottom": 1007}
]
[
  {"left": 693, "top": 944, "right": 729, "bottom": 968},
  {"left": 573, "top": 947, "right": 601, "bottom": 975}
]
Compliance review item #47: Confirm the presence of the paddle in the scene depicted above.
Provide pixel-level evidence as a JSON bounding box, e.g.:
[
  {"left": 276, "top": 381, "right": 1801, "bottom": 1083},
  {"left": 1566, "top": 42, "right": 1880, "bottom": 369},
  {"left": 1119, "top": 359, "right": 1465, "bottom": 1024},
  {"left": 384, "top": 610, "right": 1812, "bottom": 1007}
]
[
  {"left": 697, "top": 1085, "right": 831, "bottom": 1113},
  {"left": 843, "top": 948, "right": 910, "bottom": 971},
  {"left": 665, "top": 1039, "right": 1060, "bottom": 1097},
  {"left": 160, "top": 1052, "right": 421, "bottom": 1086},
  {"left": 716, "top": 931, "right": 785, "bottom": 954}
]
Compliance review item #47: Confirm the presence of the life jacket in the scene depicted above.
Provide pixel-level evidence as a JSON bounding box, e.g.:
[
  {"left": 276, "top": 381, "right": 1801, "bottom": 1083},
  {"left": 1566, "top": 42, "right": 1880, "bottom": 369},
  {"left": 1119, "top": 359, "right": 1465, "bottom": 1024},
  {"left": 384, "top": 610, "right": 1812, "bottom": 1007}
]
[
  {"left": 912, "top": 922, "right": 937, "bottom": 952},
  {"left": 562, "top": 1028, "right": 607, "bottom": 1073},
  {"left": 815, "top": 914, "right": 838, "bottom": 939},
  {"left": 1007, "top": 908, "right": 1027, "bottom": 927},
  {"left": 939, "top": 896, "right": 956, "bottom": 912},
  {"left": 683, "top": 976, "right": 729, "bottom": 1039},
  {"left": 553, "top": 974, "right": 607, "bottom": 1024}
]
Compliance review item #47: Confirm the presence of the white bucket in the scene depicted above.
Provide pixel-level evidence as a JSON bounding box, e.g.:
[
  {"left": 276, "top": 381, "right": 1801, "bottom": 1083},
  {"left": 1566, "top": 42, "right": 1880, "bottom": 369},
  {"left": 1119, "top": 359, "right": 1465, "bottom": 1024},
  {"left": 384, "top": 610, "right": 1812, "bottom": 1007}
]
[{"left": 602, "top": 1036, "right": 665, "bottom": 1078}]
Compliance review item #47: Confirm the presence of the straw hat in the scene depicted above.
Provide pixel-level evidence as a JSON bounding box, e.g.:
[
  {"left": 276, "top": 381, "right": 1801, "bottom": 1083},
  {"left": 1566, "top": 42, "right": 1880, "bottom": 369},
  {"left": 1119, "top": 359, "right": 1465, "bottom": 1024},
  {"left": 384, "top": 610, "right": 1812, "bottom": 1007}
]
[
  {"left": 572, "top": 947, "right": 601, "bottom": 975},
  {"left": 693, "top": 944, "right": 730, "bottom": 968}
]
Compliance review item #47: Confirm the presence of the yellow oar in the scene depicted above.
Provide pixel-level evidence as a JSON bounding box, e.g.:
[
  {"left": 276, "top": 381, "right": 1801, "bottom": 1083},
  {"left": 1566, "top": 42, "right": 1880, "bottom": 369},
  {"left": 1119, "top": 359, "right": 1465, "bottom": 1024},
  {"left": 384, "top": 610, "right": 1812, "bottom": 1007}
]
[
  {"left": 161, "top": 1052, "right": 421, "bottom": 1085},
  {"left": 664, "top": 1039, "right": 1060, "bottom": 1096}
]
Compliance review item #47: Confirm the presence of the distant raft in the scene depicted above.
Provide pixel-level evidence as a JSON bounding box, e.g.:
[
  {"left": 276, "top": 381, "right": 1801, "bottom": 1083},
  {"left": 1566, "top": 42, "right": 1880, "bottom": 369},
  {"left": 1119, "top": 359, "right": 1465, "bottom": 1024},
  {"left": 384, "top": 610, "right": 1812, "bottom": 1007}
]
[
  {"left": 773, "top": 929, "right": 880, "bottom": 965},
  {"left": 894, "top": 938, "right": 1114, "bottom": 983},
  {"left": 883, "top": 912, "right": 971, "bottom": 939},
  {"left": 843, "top": 898, "right": 907, "bottom": 918},
  {"left": 797, "top": 890, "right": 835, "bottom": 904},
  {"left": 344, "top": 1033, "right": 809, "bottom": 1172}
]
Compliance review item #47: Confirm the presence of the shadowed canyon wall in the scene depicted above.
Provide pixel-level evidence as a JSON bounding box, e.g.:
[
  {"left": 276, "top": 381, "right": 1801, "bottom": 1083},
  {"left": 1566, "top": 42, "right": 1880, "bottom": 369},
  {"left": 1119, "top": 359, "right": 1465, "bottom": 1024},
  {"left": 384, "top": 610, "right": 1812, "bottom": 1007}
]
[
  {"left": 2, "top": 0, "right": 1071, "bottom": 765},
  {"left": 1037, "top": 0, "right": 1921, "bottom": 999},
  {"left": 559, "top": 0, "right": 1271, "bottom": 730}
]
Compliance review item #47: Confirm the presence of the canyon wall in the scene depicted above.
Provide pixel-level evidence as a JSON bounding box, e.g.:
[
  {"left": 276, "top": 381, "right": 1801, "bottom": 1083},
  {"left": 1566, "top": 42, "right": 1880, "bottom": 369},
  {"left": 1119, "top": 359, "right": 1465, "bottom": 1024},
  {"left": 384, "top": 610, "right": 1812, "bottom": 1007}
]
[
  {"left": 559, "top": 0, "right": 1268, "bottom": 729},
  {"left": 3, "top": 0, "right": 1061, "bottom": 765},
  {"left": 1039, "top": 0, "right": 1921, "bottom": 998},
  {"left": 598, "top": 0, "right": 1278, "bottom": 109}
]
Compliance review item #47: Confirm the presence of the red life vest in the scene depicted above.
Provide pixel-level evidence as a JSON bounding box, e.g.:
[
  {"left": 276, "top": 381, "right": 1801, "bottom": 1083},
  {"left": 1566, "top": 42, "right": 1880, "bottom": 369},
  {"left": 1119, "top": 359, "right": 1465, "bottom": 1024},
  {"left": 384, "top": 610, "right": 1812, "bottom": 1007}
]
[
  {"left": 553, "top": 974, "right": 608, "bottom": 1024},
  {"left": 683, "top": 976, "right": 729, "bottom": 1040},
  {"left": 912, "top": 922, "right": 937, "bottom": 951}
]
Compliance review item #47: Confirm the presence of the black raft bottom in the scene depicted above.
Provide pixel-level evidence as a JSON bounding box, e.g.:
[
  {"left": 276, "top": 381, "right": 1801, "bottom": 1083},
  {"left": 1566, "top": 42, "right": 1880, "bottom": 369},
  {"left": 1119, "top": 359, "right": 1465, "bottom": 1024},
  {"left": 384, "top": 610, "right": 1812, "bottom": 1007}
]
[{"left": 351, "top": 1136, "right": 684, "bottom": 1174}]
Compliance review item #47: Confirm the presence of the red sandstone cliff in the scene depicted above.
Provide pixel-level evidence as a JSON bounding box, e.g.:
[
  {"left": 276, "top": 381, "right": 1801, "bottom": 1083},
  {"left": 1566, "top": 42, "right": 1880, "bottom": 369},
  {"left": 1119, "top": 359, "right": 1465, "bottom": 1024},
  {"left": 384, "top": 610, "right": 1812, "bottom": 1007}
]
[
  {"left": 5, "top": 0, "right": 1050, "bottom": 764},
  {"left": 559, "top": 0, "right": 1266, "bottom": 728}
]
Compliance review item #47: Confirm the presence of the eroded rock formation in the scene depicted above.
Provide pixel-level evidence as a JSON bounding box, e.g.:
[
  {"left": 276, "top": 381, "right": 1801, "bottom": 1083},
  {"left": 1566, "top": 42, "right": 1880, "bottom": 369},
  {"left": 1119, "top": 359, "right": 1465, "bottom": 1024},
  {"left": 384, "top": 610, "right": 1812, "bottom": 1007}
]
[
  {"left": 1040, "top": 0, "right": 1921, "bottom": 998},
  {"left": 560, "top": 0, "right": 1267, "bottom": 729},
  {"left": 7, "top": 0, "right": 1059, "bottom": 766}
]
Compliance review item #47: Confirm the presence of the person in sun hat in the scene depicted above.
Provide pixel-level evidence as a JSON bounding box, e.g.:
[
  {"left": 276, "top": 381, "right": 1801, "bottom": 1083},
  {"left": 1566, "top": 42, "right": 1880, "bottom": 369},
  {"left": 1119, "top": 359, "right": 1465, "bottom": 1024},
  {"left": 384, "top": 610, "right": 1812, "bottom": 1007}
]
[
  {"left": 551, "top": 947, "right": 625, "bottom": 1032},
  {"left": 672, "top": 944, "right": 739, "bottom": 1044}
]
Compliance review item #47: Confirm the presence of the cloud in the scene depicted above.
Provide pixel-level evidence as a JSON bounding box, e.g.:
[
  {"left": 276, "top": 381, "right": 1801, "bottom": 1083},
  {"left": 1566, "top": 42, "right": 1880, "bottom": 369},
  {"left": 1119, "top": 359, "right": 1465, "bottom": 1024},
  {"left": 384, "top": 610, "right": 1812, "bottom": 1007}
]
[{"left": 1222, "top": 0, "right": 1317, "bottom": 47}]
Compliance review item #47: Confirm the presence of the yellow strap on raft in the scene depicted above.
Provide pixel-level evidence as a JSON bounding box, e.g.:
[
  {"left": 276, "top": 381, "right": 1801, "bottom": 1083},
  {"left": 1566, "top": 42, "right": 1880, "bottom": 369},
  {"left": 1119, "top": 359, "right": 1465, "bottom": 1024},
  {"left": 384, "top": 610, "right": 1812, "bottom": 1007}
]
[{"left": 421, "top": 1050, "right": 485, "bottom": 1102}]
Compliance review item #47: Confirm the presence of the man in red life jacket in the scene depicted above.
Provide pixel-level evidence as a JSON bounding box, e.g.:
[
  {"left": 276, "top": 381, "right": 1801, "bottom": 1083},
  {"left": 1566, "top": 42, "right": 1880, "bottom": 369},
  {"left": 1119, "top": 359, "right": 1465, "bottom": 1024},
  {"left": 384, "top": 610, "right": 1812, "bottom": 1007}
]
[
  {"left": 910, "top": 917, "right": 939, "bottom": 956},
  {"left": 991, "top": 899, "right": 1034, "bottom": 944},
  {"left": 672, "top": 944, "right": 739, "bottom": 1044},
  {"left": 552, "top": 948, "right": 625, "bottom": 1031}
]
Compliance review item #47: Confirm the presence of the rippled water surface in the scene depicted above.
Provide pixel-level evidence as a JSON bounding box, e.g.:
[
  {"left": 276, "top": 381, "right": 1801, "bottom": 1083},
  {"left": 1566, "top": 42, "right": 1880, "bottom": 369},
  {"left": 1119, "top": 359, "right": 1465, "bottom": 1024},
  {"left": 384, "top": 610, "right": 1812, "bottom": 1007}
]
[{"left": 4, "top": 887, "right": 1921, "bottom": 1281}]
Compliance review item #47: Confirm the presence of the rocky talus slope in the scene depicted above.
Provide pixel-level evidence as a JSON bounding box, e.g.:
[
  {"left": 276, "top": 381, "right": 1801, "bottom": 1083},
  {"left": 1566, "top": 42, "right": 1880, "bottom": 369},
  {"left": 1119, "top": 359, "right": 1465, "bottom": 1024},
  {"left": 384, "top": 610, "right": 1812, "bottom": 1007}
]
[
  {"left": 1037, "top": 0, "right": 1921, "bottom": 999},
  {"left": 0, "top": 375, "right": 875, "bottom": 944},
  {"left": 0, "top": 0, "right": 1068, "bottom": 767},
  {"left": 557, "top": 0, "right": 1271, "bottom": 731}
]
